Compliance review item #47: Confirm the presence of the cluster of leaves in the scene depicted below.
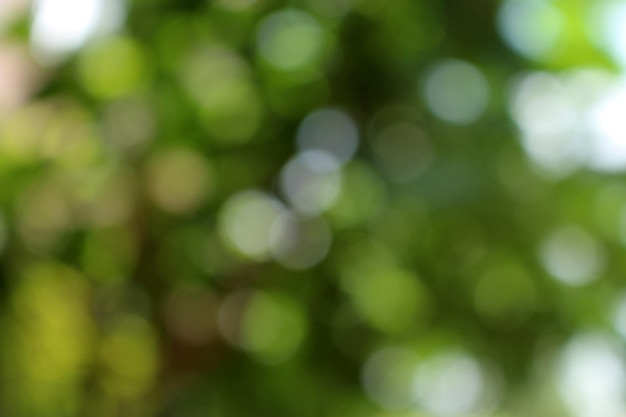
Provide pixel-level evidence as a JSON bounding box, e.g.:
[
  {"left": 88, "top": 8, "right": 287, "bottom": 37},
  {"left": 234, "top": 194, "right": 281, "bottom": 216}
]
[{"left": 0, "top": 0, "right": 622, "bottom": 416}]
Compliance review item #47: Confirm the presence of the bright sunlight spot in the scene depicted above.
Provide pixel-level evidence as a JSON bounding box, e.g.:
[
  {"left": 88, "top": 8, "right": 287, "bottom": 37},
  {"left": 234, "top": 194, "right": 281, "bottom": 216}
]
[
  {"left": 497, "top": 0, "right": 564, "bottom": 61},
  {"left": 510, "top": 69, "right": 626, "bottom": 175},
  {"left": 422, "top": 59, "right": 489, "bottom": 125},
  {"left": 218, "top": 191, "right": 284, "bottom": 261},
  {"left": 558, "top": 333, "right": 626, "bottom": 417},
  {"left": 540, "top": 226, "right": 606, "bottom": 286},
  {"left": 413, "top": 351, "right": 494, "bottom": 417},
  {"left": 30, "top": 0, "right": 125, "bottom": 64}
]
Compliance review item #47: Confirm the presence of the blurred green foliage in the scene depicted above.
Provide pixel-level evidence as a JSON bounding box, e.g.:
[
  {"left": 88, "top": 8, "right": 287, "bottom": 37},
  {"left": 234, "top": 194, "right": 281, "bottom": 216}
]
[{"left": 1, "top": 0, "right": 626, "bottom": 416}]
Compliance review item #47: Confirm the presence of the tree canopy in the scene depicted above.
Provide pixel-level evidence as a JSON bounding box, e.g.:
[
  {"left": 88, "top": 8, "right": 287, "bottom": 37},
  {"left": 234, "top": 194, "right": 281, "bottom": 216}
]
[{"left": 1, "top": 0, "right": 626, "bottom": 416}]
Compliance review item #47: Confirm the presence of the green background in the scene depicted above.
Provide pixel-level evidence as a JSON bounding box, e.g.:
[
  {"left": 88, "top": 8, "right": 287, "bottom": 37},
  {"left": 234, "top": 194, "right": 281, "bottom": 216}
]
[{"left": 0, "top": 0, "right": 625, "bottom": 416}]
